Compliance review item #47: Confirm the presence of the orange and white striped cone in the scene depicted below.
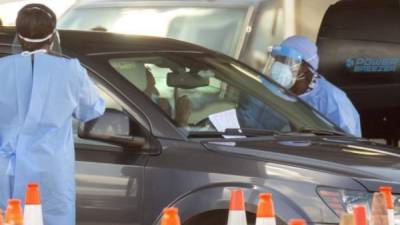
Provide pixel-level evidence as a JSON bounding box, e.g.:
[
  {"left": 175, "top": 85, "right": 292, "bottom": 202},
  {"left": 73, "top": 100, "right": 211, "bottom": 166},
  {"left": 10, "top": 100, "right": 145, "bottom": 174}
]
[
  {"left": 371, "top": 192, "right": 389, "bottom": 225},
  {"left": 380, "top": 186, "right": 394, "bottom": 225},
  {"left": 288, "top": 218, "right": 306, "bottom": 225},
  {"left": 161, "top": 208, "right": 181, "bottom": 225},
  {"left": 227, "top": 189, "right": 247, "bottom": 225},
  {"left": 353, "top": 205, "right": 367, "bottom": 225},
  {"left": 339, "top": 213, "right": 355, "bottom": 225},
  {"left": 24, "top": 183, "right": 44, "bottom": 225},
  {"left": 0, "top": 209, "right": 4, "bottom": 225},
  {"left": 256, "top": 193, "right": 276, "bottom": 225},
  {"left": 5, "top": 199, "right": 23, "bottom": 225}
]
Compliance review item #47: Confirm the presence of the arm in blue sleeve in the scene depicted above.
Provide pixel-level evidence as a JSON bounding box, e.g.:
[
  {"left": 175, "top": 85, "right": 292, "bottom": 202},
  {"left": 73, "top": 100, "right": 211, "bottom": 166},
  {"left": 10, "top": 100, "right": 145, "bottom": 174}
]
[
  {"left": 337, "top": 107, "right": 361, "bottom": 137},
  {"left": 328, "top": 96, "right": 362, "bottom": 137},
  {"left": 73, "top": 61, "right": 106, "bottom": 122}
]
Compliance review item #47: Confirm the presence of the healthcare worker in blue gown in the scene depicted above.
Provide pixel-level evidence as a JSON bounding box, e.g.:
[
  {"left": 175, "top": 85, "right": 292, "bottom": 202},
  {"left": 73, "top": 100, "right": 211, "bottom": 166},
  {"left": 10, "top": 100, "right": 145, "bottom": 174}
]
[
  {"left": 265, "top": 35, "right": 361, "bottom": 137},
  {"left": 0, "top": 4, "right": 105, "bottom": 225}
]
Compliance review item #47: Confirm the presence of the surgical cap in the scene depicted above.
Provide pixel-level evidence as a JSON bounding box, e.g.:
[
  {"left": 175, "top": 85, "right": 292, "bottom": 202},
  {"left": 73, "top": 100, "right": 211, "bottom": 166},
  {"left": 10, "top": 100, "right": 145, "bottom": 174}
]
[{"left": 281, "top": 36, "right": 320, "bottom": 70}]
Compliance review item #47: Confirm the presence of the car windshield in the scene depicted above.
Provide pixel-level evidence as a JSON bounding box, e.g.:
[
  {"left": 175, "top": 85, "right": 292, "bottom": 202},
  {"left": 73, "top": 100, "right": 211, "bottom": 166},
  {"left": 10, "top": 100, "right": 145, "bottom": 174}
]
[
  {"left": 59, "top": 6, "right": 248, "bottom": 56},
  {"left": 107, "top": 52, "right": 340, "bottom": 135}
]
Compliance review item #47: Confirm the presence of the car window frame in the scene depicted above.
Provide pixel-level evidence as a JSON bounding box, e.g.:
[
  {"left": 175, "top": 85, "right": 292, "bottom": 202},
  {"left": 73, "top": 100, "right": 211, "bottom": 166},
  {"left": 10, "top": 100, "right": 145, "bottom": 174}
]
[
  {"left": 87, "top": 52, "right": 188, "bottom": 140},
  {"left": 96, "top": 51, "right": 342, "bottom": 135}
]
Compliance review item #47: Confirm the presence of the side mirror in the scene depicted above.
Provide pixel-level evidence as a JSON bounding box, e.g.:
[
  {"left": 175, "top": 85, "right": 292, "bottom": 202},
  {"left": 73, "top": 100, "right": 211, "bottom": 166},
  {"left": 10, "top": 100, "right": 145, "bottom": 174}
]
[{"left": 78, "top": 109, "right": 145, "bottom": 147}]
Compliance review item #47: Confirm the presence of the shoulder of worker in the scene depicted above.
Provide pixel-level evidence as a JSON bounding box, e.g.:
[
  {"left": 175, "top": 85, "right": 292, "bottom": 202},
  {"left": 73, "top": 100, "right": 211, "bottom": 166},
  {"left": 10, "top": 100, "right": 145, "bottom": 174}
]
[
  {"left": 0, "top": 53, "right": 19, "bottom": 64},
  {"left": 44, "top": 53, "right": 79, "bottom": 64},
  {"left": 317, "top": 75, "right": 358, "bottom": 115},
  {"left": 44, "top": 54, "right": 88, "bottom": 76},
  {"left": 0, "top": 53, "right": 77, "bottom": 66},
  {"left": 318, "top": 75, "right": 349, "bottom": 99}
]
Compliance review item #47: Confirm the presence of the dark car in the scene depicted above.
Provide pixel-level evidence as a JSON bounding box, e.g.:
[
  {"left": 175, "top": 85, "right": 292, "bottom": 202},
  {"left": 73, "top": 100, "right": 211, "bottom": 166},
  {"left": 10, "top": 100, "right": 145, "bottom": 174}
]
[{"left": 0, "top": 27, "right": 399, "bottom": 225}]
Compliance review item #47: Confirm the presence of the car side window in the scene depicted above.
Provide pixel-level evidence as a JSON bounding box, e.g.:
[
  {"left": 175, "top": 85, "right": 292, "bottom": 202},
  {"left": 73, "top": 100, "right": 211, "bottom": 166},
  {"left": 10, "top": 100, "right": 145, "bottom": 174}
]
[
  {"left": 109, "top": 55, "right": 292, "bottom": 132},
  {"left": 109, "top": 57, "right": 237, "bottom": 128}
]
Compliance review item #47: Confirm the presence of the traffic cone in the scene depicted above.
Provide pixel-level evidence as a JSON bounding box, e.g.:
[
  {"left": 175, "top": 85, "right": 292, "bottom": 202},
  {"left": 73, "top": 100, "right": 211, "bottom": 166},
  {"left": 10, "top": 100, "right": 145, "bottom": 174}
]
[
  {"left": 227, "top": 189, "right": 247, "bottom": 225},
  {"left": 339, "top": 213, "right": 355, "bottom": 225},
  {"left": 380, "top": 186, "right": 394, "bottom": 225},
  {"left": 5, "top": 199, "right": 23, "bottom": 225},
  {"left": 0, "top": 209, "right": 4, "bottom": 225},
  {"left": 288, "top": 218, "right": 306, "bottom": 225},
  {"left": 256, "top": 193, "right": 276, "bottom": 225},
  {"left": 352, "top": 205, "right": 367, "bottom": 225},
  {"left": 371, "top": 192, "right": 389, "bottom": 225},
  {"left": 161, "top": 208, "right": 181, "bottom": 225},
  {"left": 24, "top": 183, "right": 44, "bottom": 225}
]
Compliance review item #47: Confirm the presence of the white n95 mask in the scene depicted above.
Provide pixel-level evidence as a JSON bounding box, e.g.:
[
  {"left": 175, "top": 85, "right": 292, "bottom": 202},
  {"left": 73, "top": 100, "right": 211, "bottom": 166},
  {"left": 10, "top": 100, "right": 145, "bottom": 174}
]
[{"left": 268, "top": 61, "right": 296, "bottom": 89}]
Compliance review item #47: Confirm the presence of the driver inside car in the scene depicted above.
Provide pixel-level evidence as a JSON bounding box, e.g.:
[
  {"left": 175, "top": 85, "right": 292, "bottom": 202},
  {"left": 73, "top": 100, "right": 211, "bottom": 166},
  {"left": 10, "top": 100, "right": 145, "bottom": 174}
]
[{"left": 145, "top": 68, "right": 193, "bottom": 127}]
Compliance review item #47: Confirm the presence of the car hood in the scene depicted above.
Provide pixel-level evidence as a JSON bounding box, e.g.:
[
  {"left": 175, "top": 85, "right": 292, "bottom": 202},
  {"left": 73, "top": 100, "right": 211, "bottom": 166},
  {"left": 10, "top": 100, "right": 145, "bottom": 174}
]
[{"left": 203, "top": 135, "right": 400, "bottom": 188}]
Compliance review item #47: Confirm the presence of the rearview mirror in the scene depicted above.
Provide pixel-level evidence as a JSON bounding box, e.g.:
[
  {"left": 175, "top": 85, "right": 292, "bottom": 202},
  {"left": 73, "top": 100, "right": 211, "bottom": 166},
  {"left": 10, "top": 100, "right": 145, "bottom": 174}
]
[
  {"left": 78, "top": 109, "right": 145, "bottom": 147},
  {"left": 167, "top": 72, "right": 209, "bottom": 89}
]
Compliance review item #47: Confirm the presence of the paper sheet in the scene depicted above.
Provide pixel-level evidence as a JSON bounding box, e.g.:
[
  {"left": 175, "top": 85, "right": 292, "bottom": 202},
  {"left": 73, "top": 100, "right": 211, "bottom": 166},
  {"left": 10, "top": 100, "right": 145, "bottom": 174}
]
[{"left": 209, "top": 109, "right": 243, "bottom": 139}]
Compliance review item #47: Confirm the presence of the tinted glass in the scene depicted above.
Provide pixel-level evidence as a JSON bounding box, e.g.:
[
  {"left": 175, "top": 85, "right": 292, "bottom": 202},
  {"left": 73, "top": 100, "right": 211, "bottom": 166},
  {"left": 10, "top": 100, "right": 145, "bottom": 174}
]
[{"left": 108, "top": 52, "right": 338, "bottom": 133}]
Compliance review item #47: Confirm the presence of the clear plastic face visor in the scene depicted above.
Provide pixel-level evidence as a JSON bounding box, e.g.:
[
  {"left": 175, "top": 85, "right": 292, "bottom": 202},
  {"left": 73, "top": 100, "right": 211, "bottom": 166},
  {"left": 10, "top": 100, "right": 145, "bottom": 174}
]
[
  {"left": 12, "top": 30, "right": 62, "bottom": 55},
  {"left": 263, "top": 46, "right": 305, "bottom": 89},
  {"left": 265, "top": 46, "right": 303, "bottom": 76}
]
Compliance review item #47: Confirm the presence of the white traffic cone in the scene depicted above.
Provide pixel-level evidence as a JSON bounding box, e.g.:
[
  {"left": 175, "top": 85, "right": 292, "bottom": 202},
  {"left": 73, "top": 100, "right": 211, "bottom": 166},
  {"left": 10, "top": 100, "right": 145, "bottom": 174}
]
[
  {"left": 161, "top": 208, "right": 181, "bottom": 225},
  {"left": 371, "top": 192, "right": 389, "bottom": 225},
  {"left": 256, "top": 193, "right": 276, "bottom": 225},
  {"left": 24, "top": 183, "right": 44, "bottom": 225},
  {"left": 353, "top": 204, "right": 367, "bottom": 225},
  {"left": 5, "top": 199, "right": 23, "bottom": 225},
  {"left": 227, "top": 189, "right": 247, "bottom": 225},
  {"left": 0, "top": 209, "right": 4, "bottom": 225},
  {"left": 288, "top": 219, "right": 306, "bottom": 225},
  {"left": 339, "top": 213, "right": 355, "bottom": 225},
  {"left": 379, "top": 186, "right": 394, "bottom": 225},
  {"left": 380, "top": 186, "right": 394, "bottom": 225}
]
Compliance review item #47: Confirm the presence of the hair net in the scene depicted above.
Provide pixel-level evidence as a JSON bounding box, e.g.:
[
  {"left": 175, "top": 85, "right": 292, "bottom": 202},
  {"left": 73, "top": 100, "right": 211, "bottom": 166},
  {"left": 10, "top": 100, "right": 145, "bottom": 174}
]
[{"left": 281, "top": 36, "right": 320, "bottom": 70}]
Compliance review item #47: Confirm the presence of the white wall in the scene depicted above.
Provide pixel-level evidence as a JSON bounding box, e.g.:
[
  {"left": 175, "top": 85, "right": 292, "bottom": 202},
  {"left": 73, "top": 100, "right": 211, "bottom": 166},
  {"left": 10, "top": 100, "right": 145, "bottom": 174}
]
[{"left": 0, "top": 0, "right": 76, "bottom": 25}]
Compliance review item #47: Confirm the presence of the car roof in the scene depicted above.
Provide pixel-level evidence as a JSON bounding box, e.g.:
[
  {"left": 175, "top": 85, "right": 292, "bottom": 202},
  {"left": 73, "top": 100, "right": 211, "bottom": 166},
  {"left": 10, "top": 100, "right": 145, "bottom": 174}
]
[
  {"left": 0, "top": 27, "right": 210, "bottom": 56},
  {"left": 73, "top": 0, "right": 264, "bottom": 8}
]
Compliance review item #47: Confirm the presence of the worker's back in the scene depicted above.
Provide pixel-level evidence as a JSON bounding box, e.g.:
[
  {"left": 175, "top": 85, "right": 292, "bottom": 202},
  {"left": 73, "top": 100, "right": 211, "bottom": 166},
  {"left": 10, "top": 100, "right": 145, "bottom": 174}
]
[
  {"left": 0, "top": 52, "right": 105, "bottom": 225},
  {"left": 0, "top": 53, "right": 81, "bottom": 145}
]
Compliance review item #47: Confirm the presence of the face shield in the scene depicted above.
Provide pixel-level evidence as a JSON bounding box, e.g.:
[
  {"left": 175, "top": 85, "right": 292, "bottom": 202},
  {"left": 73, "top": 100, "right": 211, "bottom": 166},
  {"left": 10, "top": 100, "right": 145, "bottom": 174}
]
[
  {"left": 12, "top": 30, "right": 62, "bottom": 55},
  {"left": 264, "top": 46, "right": 304, "bottom": 89}
]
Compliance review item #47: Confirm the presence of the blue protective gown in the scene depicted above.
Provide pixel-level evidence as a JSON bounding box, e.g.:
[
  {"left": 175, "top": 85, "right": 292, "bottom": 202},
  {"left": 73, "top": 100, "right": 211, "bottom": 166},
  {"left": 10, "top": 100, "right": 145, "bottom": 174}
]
[
  {"left": 0, "top": 52, "right": 105, "bottom": 225},
  {"left": 237, "top": 93, "right": 291, "bottom": 132},
  {"left": 299, "top": 76, "right": 361, "bottom": 137}
]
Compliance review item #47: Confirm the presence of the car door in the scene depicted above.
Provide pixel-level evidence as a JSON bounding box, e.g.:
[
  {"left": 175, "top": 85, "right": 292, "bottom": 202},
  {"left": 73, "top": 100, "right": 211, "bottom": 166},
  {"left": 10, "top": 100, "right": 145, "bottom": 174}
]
[{"left": 74, "top": 78, "right": 148, "bottom": 225}]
